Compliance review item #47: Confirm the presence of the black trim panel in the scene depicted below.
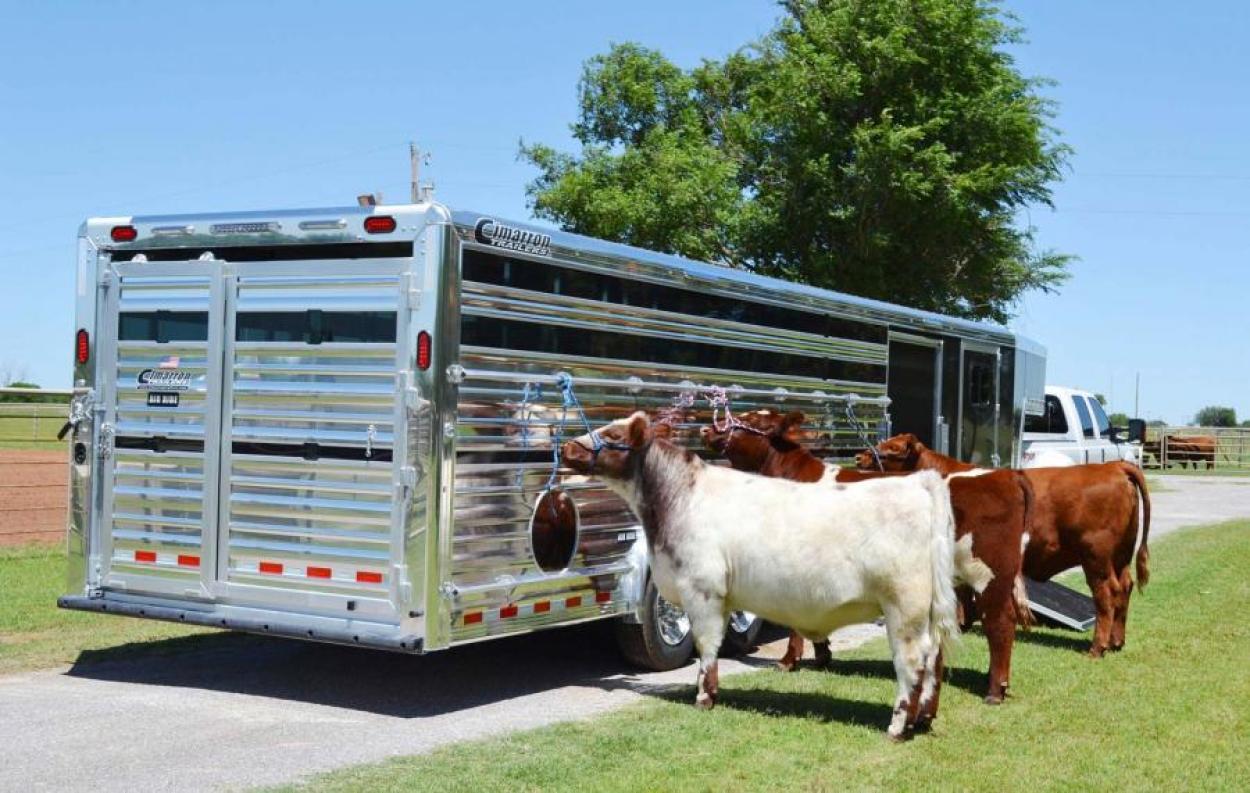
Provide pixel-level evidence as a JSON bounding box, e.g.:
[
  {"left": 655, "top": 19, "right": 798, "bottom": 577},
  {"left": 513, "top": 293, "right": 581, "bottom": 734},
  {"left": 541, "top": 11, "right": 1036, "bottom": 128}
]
[{"left": 112, "top": 241, "right": 413, "bottom": 262}]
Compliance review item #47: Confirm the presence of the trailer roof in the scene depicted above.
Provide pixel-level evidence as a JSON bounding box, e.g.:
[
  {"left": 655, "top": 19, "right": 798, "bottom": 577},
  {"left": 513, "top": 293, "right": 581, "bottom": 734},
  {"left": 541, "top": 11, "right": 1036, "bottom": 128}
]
[{"left": 82, "top": 201, "right": 1039, "bottom": 350}]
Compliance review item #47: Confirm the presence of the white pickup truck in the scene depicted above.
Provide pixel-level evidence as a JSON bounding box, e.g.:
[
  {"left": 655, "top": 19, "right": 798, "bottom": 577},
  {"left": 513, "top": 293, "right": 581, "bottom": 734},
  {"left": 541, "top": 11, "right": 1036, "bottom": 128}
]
[{"left": 1021, "top": 386, "right": 1142, "bottom": 468}]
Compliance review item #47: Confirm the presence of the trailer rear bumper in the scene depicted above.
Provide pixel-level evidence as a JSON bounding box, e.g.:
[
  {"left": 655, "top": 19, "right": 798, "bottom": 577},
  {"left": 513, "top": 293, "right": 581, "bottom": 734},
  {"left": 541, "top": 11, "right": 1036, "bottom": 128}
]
[{"left": 57, "top": 595, "right": 424, "bottom": 654}]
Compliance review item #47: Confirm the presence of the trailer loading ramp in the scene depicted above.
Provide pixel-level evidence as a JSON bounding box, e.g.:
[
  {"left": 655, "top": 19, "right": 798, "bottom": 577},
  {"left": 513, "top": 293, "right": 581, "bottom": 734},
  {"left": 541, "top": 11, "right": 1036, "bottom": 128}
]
[{"left": 1024, "top": 578, "right": 1096, "bottom": 631}]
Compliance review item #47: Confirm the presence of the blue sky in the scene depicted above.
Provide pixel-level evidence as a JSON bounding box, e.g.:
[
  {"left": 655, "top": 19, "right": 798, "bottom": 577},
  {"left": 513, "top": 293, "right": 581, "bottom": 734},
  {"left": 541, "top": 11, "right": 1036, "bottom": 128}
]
[{"left": 1, "top": 1, "right": 1244, "bottom": 424}]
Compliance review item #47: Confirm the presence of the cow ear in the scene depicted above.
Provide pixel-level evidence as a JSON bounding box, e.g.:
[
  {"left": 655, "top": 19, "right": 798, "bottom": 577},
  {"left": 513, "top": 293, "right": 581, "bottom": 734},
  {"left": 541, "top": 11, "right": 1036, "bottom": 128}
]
[
  {"left": 903, "top": 433, "right": 926, "bottom": 451},
  {"left": 780, "top": 411, "right": 807, "bottom": 439},
  {"left": 627, "top": 412, "right": 651, "bottom": 448},
  {"left": 652, "top": 421, "right": 675, "bottom": 442}
]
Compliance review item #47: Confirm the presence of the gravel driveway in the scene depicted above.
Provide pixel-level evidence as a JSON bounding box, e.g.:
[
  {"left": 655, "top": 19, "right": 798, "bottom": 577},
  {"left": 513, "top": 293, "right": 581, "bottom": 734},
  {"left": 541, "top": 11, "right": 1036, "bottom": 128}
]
[{"left": 1, "top": 474, "right": 1245, "bottom": 792}]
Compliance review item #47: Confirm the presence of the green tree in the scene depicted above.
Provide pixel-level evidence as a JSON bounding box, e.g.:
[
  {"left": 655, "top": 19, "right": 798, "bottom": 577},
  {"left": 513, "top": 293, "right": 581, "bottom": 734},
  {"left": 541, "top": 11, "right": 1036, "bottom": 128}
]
[
  {"left": 1107, "top": 412, "right": 1130, "bottom": 426},
  {"left": 1194, "top": 406, "right": 1236, "bottom": 427},
  {"left": 523, "top": 0, "right": 1071, "bottom": 323}
]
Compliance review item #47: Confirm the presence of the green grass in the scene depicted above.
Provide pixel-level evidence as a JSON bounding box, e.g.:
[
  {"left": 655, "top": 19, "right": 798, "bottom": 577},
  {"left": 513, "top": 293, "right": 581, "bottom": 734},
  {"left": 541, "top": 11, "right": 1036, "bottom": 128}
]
[
  {"left": 0, "top": 414, "right": 66, "bottom": 449},
  {"left": 288, "top": 520, "right": 1250, "bottom": 793},
  {"left": 0, "top": 544, "right": 213, "bottom": 674}
]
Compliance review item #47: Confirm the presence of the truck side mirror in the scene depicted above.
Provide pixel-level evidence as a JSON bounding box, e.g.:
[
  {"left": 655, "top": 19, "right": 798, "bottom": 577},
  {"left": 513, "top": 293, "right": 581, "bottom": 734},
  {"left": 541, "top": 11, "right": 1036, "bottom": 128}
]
[{"left": 1127, "top": 418, "right": 1146, "bottom": 444}]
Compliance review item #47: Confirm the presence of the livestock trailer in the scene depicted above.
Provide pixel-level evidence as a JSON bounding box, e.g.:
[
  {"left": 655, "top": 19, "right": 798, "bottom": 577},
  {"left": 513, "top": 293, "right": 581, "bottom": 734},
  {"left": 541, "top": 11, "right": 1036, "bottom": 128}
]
[{"left": 60, "top": 200, "right": 1045, "bottom": 669}]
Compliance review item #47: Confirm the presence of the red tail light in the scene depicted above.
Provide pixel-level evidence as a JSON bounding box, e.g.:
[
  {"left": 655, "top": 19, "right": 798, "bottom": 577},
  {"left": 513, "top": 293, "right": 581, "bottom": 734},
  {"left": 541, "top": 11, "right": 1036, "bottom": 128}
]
[
  {"left": 363, "top": 215, "right": 396, "bottom": 234},
  {"left": 110, "top": 225, "right": 137, "bottom": 242},
  {"left": 417, "top": 330, "right": 432, "bottom": 370},
  {"left": 75, "top": 329, "right": 90, "bottom": 364}
]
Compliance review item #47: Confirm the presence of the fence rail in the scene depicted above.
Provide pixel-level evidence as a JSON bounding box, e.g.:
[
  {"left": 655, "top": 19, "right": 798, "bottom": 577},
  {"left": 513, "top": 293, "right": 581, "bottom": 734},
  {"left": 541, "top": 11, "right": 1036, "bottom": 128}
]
[
  {"left": 0, "top": 403, "right": 69, "bottom": 448},
  {"left": 1140, "top": 426, "right": 1250, "bottom": 471}
]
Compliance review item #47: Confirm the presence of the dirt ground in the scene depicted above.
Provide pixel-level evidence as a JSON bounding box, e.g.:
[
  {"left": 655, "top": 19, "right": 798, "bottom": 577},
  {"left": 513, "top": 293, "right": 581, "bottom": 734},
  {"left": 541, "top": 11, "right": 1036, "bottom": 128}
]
[{"left": 0, "top": 451, "right": 66, "bottom": 546}]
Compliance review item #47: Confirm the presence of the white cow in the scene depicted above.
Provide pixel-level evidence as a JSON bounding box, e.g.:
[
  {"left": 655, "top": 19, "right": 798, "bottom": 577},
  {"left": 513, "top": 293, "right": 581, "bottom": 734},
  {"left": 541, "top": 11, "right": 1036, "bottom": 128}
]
[{"left": 562, "top": 411, "right": 991, "bottom": 739}]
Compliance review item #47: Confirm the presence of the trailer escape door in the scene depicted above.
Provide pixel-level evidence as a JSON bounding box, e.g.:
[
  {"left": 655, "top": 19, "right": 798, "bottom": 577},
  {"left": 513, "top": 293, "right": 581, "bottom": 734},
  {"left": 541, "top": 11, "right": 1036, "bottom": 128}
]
[
  {"left": 887, "top": 334, "right": 942, "bottom": 448},
  {"left": 94, "top": 253, "right": 409, "bottom": 621},
  {"left": 959, "top": 343, "right": 1001, "bottom": 466}
]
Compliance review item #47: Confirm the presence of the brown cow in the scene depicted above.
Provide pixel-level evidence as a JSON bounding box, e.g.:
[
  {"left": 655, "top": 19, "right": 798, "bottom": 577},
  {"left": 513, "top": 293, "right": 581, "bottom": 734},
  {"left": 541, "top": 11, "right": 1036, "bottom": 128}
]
[
  {"left": 861, "top": 433, "right": 1151, "bottom": 657},
  {"left": 1167, "top": 435, "right": 1218, "bottom": 470},
  {"left": 702, "top": 410, "right": 1034, "bottom": 704}
]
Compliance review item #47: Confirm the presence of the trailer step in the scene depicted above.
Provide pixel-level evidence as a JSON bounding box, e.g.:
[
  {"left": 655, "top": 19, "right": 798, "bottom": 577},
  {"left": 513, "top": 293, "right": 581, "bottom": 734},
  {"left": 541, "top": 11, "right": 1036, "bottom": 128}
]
[{"left": 1023, "top": 578, "right": 1097, "bottom": 631}]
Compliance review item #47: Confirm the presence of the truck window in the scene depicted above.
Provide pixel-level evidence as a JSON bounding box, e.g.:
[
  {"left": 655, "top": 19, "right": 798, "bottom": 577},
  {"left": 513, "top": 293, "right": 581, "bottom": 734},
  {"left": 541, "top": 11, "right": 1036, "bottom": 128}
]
[
  {"left": 1073, "top": 396, "right": 1095, "bottom": 439},
  {"left": 1024, "top": 394, "right": 1068, "bottom": 434},
  {"left": 1088, "top": 397, "right": 1112, "bottom": 439}
]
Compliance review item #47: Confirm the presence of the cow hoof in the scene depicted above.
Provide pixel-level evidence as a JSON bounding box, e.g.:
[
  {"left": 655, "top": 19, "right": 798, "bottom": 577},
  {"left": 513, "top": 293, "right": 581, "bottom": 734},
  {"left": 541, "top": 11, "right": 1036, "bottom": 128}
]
[
  {"left": 911, "top": 717, "right": 934, "bottom": 734},
  {"left": 1087, "top": 647, "right": 1106, "bottom": 659},
  {"left": 694, "top": 694, "right": 716, "bottom": 710},
  {"left": 887, "top": 729, "right": 913, "bottom": 743},
  {"left": 775, "top": 661, "right": 797, "bottom": 673},
  {"left": 983, "top": 694, "right": 1004, "bottom": 706}
]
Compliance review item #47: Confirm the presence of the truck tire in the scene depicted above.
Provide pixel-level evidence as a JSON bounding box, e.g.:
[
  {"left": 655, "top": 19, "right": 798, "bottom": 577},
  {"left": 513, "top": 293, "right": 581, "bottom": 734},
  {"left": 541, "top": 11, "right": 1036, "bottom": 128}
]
[
  {"left": 614, "top": 579, "right": 694, "bottom": 671},
  {"left": 720, "top": 610, "right": 763, "bottom": 657}
]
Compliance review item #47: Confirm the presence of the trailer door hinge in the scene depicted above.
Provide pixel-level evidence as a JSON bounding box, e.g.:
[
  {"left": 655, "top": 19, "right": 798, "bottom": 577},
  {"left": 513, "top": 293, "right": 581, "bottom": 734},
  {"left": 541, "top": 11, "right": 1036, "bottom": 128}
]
[
  {"left": 97, "top": 423, "right": 115, "bottom": 460},
  {"left": 402, "top": 273, "right": 421, "bottom": 310}
]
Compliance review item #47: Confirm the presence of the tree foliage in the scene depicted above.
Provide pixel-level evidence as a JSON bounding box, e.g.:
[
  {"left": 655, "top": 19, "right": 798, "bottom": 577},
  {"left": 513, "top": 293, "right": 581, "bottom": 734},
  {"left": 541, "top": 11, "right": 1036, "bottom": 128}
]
[
  {"left": 1194, "top": 406, "right": 1237, "bottom": 428},
  {"left": 522, "top": 0, "right": 1071, "bottom": 323}
]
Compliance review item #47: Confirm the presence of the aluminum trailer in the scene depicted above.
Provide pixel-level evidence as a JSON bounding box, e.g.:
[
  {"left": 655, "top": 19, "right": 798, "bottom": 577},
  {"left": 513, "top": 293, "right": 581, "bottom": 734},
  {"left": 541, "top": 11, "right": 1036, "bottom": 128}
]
[{"left": 60, "top": 199, "right": 1045, "bottom": 669}]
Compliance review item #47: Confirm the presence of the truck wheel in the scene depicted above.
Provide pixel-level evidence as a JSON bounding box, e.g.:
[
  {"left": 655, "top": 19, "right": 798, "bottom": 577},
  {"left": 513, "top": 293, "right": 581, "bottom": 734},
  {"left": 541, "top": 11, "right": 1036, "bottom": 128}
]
[
  {"left": 614, "top": 579, "right": 694, "bottom": 671},
  {"left": 721, "top": 610, "right": 763, "bottom": 657}
]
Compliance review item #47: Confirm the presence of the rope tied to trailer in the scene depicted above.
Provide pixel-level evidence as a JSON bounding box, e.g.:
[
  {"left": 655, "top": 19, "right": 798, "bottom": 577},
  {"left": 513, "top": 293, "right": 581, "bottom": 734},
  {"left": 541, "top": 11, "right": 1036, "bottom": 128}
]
[
  {"left": 703, "top": 385, "right": 769, "bottom": 437},
  {"left": 842, "top": 395, "right": 884, "bottom": 472}
]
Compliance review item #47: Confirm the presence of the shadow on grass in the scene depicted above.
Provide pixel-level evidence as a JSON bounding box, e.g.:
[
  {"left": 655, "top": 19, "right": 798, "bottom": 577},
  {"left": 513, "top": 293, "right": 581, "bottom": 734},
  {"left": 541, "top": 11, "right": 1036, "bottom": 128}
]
[
  {"left": 1012, "top": 628, "right": 1091, "bottom": 654},
  {"left": 652, "top": 684, "right": 890, "bottom": 729}
]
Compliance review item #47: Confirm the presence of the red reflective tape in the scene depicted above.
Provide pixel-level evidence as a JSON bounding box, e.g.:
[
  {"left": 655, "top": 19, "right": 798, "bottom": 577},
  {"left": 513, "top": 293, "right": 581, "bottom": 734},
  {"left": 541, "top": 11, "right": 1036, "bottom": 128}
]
[
  {"left": 463, "top": 611, "right": 483, "bottom": 625},
  {"left": 499, "top": 604, "right": 519, "bottom": 619},
  {"left": 596, "top": 591, "right": 612, "bottom": 604},
  {"left": 356, "top": 571, "right": 383, "bottom": 584},
  {"left": 176, "top": 554, "right": 200, "bottom": 568},
  {"left": 134, "top": 550, "right": 156, "bottom": 563},
  {"left": 565, "top": 596, "right": 582, "bottom": 608},
  {"left": 533, "top": 601, "right": 551, "bottom": 614},
  {"left": 307, "top": 566, "right": 332, "bottom": 579},
  {"left": 259, "top": 561, "right": 283, "bottom": 575}
]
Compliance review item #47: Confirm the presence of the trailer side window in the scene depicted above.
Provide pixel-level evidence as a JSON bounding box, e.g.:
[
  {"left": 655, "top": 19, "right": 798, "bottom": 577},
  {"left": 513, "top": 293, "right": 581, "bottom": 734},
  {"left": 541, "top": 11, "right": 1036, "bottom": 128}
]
[
  {"left": 461, "top": 249, "right": 888, "bottom": 344},
  {"left": 1024, "top": 394, "right": 1068, "bottom": 434},
  {"left": 461, "top": 315, "right": 884, "bottom": 383},
  {"left": 119, "top": 311, "right": 209, "bottom": 342},
  {"left": 236, "top": 311, "right": 396, "bottom": 344}
]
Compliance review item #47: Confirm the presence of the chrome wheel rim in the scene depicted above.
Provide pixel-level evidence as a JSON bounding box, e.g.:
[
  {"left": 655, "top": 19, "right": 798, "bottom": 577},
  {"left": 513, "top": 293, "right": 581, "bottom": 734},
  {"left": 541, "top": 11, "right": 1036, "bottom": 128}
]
[
  {"left": 656, "top": 595, "right": 692, "bottom": 647},
  {"left": 728, "top": 610, "right": 757, "bottom": 634}
]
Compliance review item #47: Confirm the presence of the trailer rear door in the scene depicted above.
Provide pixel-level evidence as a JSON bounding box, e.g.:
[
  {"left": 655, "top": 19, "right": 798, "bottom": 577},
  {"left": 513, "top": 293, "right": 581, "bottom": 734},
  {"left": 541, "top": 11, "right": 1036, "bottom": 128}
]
[{"left": 95, "top": 250, "right": 410, "bottom": 622}]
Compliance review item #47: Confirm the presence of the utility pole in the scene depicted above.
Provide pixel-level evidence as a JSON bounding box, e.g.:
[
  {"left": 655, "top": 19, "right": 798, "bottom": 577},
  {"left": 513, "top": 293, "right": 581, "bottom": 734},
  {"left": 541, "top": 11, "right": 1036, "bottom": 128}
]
[{"left": 409, "top": 142, "right": 420, "bottom": 204}]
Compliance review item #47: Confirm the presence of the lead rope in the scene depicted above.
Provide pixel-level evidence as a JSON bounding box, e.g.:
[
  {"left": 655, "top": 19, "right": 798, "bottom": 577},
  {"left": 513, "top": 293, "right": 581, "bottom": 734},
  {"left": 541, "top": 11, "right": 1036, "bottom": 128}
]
[
  {"left": 536, "top": 373, "right": 599, "bottom": 523},
  {"left": 844, "top": 395, "right": 884, "bottom": 472},
  {"left": 703, "top": 385, "right": 770, "bottom": 437}
]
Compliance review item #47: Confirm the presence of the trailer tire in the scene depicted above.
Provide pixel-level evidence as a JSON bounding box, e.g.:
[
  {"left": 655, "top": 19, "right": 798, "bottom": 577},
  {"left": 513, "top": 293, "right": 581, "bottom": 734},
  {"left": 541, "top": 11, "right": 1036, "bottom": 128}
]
[
  {"left": 720, "top": 611, "right": 763, "bottom": 657},
  {"left": 614, "top": 579, "right": 694, "bottom": 671}
]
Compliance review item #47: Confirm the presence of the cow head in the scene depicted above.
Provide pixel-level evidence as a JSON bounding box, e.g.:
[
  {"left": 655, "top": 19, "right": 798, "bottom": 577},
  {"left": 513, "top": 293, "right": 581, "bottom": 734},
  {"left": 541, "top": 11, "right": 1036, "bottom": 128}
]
[
  {"left": 700, "top": 409, "right": 806, "bottom": 472},
  {"left": 562, "top": 411, "right": 672, "bottom": 479},
  {"left": 858, "top": 432, "right": 925, "bottom": 471}
]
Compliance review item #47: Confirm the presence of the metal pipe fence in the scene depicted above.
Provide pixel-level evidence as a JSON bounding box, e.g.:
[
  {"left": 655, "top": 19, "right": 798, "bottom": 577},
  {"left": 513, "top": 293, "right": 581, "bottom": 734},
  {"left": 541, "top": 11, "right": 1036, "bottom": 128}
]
[
  {"left": 1140, "top": 426, "right": 1250, "bottom": 471},
  {"left": 0, "top": 402, "right": 70, "bottom": 448}
]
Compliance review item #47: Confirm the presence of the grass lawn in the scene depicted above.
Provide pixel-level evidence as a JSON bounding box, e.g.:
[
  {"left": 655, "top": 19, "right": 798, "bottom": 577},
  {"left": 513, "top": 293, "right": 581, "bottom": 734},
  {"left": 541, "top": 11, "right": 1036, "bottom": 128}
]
[
  {"left": 0, "top": 413, "right": 67, "bottom": 450},
  {"left": 0, "top": 544, "right": 213, "bottom": 674},
  {"left": 288, "top": 520, "right": 1250, "bottom": 793}
]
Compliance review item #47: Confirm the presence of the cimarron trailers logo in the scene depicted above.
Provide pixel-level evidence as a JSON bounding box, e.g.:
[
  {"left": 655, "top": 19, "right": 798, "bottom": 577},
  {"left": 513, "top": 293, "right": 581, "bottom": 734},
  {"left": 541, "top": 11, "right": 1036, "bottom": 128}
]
[
  {"left": 473, "top": 218, "right": 552, "bottom": 256},
  {"left": 136, "top": 368, "right": 193, "bottom": 391}
]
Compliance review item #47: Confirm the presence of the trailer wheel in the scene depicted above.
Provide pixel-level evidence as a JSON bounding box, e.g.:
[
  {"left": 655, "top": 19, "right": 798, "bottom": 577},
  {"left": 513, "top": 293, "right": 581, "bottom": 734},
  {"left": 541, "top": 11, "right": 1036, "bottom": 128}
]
[
  {"left": 614, "top": 579, "right": 694, "bottom": 671},
  {"left": 720, "top": 610, "right": 763, "bottom": 657}
]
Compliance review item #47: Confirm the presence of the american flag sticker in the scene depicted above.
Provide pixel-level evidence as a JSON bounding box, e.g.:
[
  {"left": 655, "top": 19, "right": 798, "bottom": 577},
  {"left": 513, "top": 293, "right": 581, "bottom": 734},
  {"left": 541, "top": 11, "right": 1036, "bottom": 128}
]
[{"left": 158, "top": 355, "right": 180, "bottom": 369}]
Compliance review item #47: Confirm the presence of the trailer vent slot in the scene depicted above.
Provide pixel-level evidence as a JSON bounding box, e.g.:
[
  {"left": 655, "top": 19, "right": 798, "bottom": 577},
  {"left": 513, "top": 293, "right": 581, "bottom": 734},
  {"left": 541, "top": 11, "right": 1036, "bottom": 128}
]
[{"left": 530, "top": 489, "right": 579, "bottom": 573}]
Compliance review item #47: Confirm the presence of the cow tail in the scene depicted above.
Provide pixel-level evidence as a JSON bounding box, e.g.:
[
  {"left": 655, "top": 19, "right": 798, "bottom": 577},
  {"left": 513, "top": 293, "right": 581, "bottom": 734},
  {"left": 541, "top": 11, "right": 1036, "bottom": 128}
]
[
  {"left": 1013, "top": 472, "right": 1037, "bottom": 629},
  {"left": 923, "top": 471, "right": 964, "bottom": 660},
  {"left": 1121, "top": 462, "right": 1151, "bottom": 590}
]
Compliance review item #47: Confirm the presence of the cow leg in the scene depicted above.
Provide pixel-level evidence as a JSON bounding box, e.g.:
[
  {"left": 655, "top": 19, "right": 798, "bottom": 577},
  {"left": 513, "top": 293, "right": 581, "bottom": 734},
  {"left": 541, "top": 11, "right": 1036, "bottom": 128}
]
[
  {"left": 914, "top": 648, "right": 944, "bottom": 732},
  {"left": 956, "top": 585, "right": 977, "bottom": 631},
  {"left": 777, "top": 631, "right": 805, "bottom": 672},
  {"left": 979, "top": 575, "right": 1016, "bottom": 704},
  {"left": 1111, "top": 568, "right": 1134, "bottom": 651},
  {"left": 813, "top": 639, "right": 833, "bottom": 668},
  {"left": 1086, "top": 572, "right": 1119, "bottom": 658},
  {"left": 686, "top": 595, "right": 727, "bottom": 709},
  {"left": 883, "top": 609, "right": 930, "bottom": 740}
]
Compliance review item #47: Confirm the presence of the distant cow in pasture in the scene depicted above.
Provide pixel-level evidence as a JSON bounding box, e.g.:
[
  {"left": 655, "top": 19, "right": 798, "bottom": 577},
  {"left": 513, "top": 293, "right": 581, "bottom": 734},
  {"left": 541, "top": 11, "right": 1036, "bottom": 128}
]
[
  {"left": 562, "top": 412, "right": 991, "bottom": 739},
  {"left": 702, "top": 409, "right": 1034, "bottom": 704},
  {"left": 861, "top": 433, "right": 1151, "bottom": 658},
  {"left": 1167, "top": 435, "right": 1218, "bottom": 469}
]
